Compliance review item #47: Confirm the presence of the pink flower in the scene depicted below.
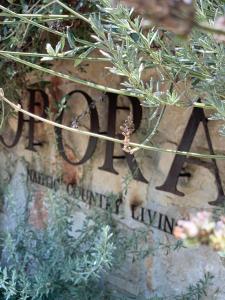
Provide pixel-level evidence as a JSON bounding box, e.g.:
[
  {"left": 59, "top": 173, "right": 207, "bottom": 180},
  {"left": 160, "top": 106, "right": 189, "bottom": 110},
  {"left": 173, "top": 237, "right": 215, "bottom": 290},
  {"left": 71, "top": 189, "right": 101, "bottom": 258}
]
[
  {"left": 174, "top": 211, "right": 225, "bottom": 253},
  {"left": 177, "top": 220, "right": 199, "bottom": 237}
]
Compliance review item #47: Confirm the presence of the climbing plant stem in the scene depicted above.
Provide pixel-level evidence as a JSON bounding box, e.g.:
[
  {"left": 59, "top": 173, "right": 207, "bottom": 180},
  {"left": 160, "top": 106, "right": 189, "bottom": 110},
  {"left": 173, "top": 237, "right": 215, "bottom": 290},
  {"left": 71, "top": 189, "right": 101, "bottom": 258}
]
[{"left": 0, "top": 89, "right": 224, "bottom": 160}]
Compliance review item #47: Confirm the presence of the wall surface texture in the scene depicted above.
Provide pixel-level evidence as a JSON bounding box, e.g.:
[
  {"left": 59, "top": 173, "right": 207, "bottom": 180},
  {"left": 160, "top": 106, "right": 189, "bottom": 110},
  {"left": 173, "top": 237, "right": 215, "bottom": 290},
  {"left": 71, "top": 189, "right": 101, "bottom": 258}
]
[{"left": 1, "top": 59, "right": 225, "bottom": 299}]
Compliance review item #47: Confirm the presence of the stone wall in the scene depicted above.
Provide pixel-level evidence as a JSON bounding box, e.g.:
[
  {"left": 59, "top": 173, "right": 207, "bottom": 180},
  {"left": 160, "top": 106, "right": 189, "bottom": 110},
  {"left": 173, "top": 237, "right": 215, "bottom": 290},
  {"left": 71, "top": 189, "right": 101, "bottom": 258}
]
[{"left": 1, "top": 59, "right": 225, "bottom": 299}]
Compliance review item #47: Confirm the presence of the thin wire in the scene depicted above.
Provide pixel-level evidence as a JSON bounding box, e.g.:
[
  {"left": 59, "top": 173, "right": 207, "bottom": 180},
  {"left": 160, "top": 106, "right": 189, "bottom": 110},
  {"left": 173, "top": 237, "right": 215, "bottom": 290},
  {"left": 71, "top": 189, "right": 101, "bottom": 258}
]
[{"left": 0, "top": 89, "right": 225, "bottom": 161}]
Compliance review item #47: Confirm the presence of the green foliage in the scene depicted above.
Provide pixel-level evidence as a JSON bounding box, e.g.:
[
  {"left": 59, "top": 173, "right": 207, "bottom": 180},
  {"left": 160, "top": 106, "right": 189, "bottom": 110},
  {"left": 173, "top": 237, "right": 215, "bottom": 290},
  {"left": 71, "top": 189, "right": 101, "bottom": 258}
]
[
  {"left": 0, "top": 191, "right": 114, "bottom": 299},
  {"left": 175, "top": 272, "right": 214, "bottom": 300},
  {"left": 88, "top": 0, "right": 224, "bottom": 102},
  {"left": 148, "top": 272, "right": 214, "bottom": 300},
  {"left": 85, "top": 0, "right": 225, "bottom": 134}
]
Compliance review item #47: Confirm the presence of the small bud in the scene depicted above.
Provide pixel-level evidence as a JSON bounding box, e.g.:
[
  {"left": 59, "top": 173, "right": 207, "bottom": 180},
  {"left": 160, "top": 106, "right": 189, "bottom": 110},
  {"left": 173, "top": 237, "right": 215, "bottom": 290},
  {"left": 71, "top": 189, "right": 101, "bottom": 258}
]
[{"left": 120, "top": 113, "right": 135, "bottom": 153}]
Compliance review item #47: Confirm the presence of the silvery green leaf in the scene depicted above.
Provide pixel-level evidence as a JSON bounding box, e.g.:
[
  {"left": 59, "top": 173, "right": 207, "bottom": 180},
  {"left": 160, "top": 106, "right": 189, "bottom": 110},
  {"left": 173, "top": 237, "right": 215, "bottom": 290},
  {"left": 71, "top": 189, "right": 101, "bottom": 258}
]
[
  {"left": 208, "top": 113, "right": 225, "bottom": 121},
  {"left": 149, "top": 30, "right": 158, "bottom": 47},
  {"left": 91, "top": 35, "right": 102, "bottom": 42},
  {"left": 60, "top": 37, "right": 65, "bottom": 51},
  {"left": 55, "top": 40, "right": 62, "bottom": 55},
  {"left": 79, "top": 47, "right": 94, "bottom": 59},
  {"left": 74, "top": 58, "right": 83, "bottom": 67},
  {"left": 99, "top": 50, "right": 112, "bottom": 58},
  {"left": 41, "top": 57, "right": 54, "bottom": 62},
  {"left": 129, "top": 32, "right": 139, "bottom": 42},
  {"left": 66, "top": 27, "right": 76, "bottom": 49},
  {"left": 46, "top": 43, "right": 55, "bottom": 56}
]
